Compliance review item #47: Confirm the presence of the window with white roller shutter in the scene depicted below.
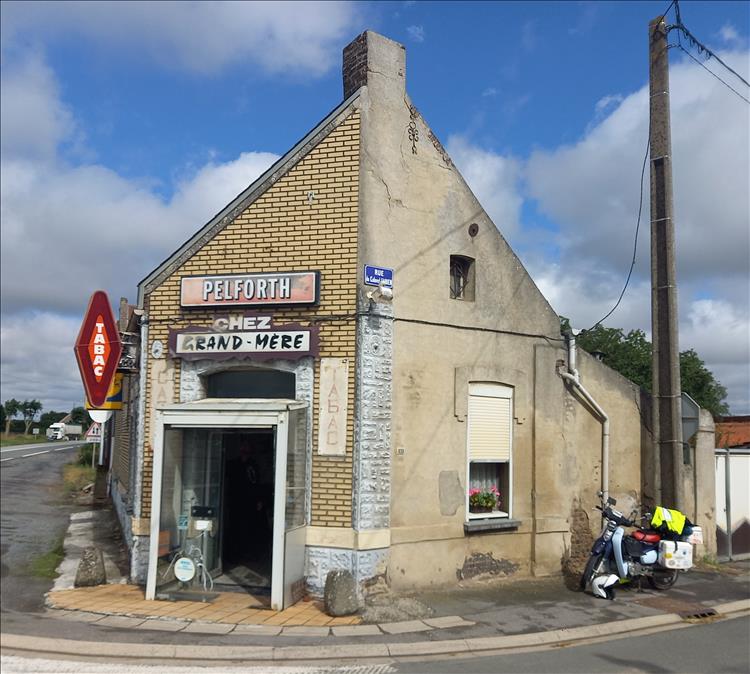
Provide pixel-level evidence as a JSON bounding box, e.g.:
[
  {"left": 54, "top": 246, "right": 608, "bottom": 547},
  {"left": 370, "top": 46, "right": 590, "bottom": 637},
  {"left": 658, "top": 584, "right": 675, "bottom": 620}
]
[{"left": 467, "top": 382, "right": 513, "bottom": 519}]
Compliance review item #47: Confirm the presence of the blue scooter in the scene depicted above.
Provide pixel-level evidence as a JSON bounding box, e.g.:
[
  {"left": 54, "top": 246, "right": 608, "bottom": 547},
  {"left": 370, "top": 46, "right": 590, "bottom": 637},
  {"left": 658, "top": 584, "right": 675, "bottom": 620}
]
[{"left": 580, "top": 496, "right": 681, "bottom": 599}]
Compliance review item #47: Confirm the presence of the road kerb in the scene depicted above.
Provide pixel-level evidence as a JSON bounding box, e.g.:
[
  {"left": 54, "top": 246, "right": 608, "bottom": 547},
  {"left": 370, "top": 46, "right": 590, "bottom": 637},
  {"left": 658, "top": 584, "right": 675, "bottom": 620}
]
[
  {"left": 387, "top": 639, "right": 471, "bottom": 656},
  {"left": 712, "top": 599, "right": 750, "bottom": 615},
  {"left": 2, "top": 603, "right": 748, "bottom": 664}
]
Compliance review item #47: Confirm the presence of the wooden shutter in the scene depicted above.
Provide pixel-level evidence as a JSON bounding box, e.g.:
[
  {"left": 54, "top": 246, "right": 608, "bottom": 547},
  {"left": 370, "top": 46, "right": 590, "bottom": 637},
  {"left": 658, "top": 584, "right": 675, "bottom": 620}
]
[{"left": 468, "top": 383, "right": 512, "bottom": 462}]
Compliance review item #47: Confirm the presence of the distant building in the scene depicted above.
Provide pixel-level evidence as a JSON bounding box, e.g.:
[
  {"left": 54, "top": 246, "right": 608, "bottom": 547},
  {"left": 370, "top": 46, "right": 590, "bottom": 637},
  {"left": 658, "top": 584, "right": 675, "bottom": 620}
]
[
  {"left": 108, "top": 32, "right": 716, "bottom": 609},
  {"left": 715, "top": 416, "right": 750, "bottom": 558},
  {"left": 716, "top": 416, "right": 750, "bottom": 449}
]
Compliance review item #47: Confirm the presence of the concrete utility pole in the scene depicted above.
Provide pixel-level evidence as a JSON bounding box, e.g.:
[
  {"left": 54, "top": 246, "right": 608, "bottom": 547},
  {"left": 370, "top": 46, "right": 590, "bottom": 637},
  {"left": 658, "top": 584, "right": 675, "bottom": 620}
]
[{"left": 649, "top": 16, "right": 684, "bottom": 510}]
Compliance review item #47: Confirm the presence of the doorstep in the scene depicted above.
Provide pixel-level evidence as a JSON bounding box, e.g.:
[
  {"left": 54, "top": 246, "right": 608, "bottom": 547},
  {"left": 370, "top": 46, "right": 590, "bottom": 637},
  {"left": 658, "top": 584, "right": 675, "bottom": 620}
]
[{"left": 46, "top": 584, "right": 360, "bottom": 627}]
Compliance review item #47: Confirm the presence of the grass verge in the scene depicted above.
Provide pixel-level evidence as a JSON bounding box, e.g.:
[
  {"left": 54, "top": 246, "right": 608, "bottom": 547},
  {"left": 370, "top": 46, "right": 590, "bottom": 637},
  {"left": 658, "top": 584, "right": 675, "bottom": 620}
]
[
  {"left": 0, "top": 434, "right": 48, "bottom": 447},
  {"left": 63, "top": 463, "right": 96, "bottom": 493},
  {"left": 29, "top": 537, "right": 65, "bottom": 579}
]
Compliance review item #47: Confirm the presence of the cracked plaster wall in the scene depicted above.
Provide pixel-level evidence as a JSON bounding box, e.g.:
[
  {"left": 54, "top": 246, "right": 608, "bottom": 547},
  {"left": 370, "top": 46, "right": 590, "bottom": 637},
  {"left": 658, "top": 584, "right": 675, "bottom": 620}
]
[{"left": 354, "top": 32, "right": 646, "bottom": 589}]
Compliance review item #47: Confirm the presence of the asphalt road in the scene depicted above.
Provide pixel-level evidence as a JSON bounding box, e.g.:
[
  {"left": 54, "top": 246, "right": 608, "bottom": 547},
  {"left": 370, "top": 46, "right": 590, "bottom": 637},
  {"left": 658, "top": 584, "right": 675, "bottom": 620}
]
[
  {"left": 394, "top": 614, "right": 750, "bottom": 674},
  {"left": 0, "top": 441, "right": 83, "bottom": 615},
  {"left": 1, "top": 615, "right": 747, "bottom": 673}
]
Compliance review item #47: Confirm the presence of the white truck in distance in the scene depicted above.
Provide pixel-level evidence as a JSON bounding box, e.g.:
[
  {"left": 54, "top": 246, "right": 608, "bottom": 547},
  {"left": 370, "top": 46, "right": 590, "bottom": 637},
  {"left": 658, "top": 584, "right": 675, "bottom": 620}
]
[{"left": 46, "top": 423, "right": 83, "bottom": 441}]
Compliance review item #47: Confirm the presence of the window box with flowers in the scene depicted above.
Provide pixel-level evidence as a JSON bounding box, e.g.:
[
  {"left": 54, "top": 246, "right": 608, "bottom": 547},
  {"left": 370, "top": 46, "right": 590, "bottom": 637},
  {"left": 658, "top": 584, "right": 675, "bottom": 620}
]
[{"left": 468, "top": 485, "right": 504, "bottom": 515}]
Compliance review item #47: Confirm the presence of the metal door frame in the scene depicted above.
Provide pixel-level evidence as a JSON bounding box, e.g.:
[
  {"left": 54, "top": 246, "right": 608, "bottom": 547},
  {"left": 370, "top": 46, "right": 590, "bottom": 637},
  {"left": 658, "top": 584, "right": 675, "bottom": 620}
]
[{"left": 145, "top": 399, "right": 306, "bottom": 609}]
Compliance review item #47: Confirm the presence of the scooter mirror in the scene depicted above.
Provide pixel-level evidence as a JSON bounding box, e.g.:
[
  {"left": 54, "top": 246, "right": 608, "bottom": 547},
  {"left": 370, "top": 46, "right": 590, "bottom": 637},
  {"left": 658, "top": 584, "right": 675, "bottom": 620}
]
[{"left": 607, "top": 496, "right": 617, "bottom": 506}]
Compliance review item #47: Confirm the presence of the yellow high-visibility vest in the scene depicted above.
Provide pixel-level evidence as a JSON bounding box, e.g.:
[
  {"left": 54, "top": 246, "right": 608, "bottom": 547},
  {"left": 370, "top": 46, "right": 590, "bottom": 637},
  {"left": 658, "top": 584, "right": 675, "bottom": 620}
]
[{"left": 651, "top": 506, "right": 687, "bottom": 535}]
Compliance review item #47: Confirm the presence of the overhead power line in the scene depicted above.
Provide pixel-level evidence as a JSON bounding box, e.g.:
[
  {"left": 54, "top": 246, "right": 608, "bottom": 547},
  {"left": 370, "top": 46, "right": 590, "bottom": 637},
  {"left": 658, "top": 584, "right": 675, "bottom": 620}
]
[
  {"left": 675, "top": 44, "right": 750, "bottom": 105},
  {"left": 667, "top": 0, "right": 749, "bottom": 103},
  {"left": 661, "top": 0, "right": 678, "bottom": 21},
  {"left": 669, "top": 22, "right": 750, "bottom": 89},
  {"left": 583, "top": 132, "right": 650, "bottom": 333},
  {"left": 584, "top": 1, "right": 749, "bottom": 332}
]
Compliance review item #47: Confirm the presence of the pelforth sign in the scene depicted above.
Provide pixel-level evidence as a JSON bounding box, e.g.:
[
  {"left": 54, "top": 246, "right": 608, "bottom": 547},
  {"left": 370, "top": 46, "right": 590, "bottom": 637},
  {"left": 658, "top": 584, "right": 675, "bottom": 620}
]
[{"left": 74, "top": 291, "right": 122, "bottom": 408}]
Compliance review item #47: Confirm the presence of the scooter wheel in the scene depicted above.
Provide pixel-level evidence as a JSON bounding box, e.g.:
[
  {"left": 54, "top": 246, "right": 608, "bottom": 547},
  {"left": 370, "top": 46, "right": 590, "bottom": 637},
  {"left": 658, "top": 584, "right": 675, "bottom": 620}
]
[
  {"left": 648, "top": 569, "right": 679, "bottom": 590},
  {"left": 580, "top": 553, "right": 604, "bottom": 590}
]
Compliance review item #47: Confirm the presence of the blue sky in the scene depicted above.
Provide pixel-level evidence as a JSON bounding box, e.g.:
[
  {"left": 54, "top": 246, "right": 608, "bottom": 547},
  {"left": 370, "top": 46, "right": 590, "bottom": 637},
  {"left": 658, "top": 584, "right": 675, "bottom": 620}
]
[{"left": 1, "top": 1, "right": 748, "bottom": 413}]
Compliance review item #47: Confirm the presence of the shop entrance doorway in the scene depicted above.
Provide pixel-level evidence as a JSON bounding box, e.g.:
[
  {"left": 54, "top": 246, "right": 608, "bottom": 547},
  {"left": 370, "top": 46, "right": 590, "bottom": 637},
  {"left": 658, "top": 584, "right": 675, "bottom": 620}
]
[
  {"left": 146, "top": 400, "right": 308, "bottom": 610},
  {"left": 216, "top": 430, "right": 275, "bottom": 598}
]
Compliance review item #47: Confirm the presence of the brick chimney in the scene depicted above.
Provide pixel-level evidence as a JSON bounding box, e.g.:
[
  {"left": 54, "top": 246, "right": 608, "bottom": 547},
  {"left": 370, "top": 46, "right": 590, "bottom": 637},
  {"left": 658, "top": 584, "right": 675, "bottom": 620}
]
[{"left": 342, "top": 31, "right": 405, "bottom": 99}]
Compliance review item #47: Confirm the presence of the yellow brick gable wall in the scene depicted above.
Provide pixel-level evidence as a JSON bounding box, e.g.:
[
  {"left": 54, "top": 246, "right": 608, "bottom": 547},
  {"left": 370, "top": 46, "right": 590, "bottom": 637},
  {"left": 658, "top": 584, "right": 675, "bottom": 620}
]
[{"left": 141, "top": 111, "right": 360, "bottom": 527}]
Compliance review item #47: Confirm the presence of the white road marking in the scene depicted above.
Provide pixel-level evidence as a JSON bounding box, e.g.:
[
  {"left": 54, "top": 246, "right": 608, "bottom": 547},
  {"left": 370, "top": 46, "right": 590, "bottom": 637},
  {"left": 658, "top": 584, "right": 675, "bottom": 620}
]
[
  {"left": 1, "top": 444, "right": 77, "bottom": 462},
  {"left": 1, "top": 442, "right": 82, "bottom": 454},
  {"left": 1, "top": 656, "right": 398, "bottom": 673},
  {"left": 0, "top": 446, "right": 44, "bottom": 453}
]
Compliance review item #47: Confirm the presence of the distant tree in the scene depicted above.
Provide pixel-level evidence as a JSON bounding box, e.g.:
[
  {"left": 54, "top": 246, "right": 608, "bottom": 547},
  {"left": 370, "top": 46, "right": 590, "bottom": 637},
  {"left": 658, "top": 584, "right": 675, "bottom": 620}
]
[
  {"left": 679, "top": 349, "right": 729, "bottom": 417},
  {"left": 3, "top": 399, "right": 21, "bottom": 437},
  {"left": 70, "top": 407, "right": 87, "bottom": 426},
  {"left": 40, "top": 411, "right": 67, "bottom": 430},
  {"left": 0, "top": 405, "right": 5, "bottom": 432},
  {"left": 560, "top": 318, "right": 729, "bottom": 417},
  {"left": 21, "top": 400, "right": 43, "bottom": 435}
]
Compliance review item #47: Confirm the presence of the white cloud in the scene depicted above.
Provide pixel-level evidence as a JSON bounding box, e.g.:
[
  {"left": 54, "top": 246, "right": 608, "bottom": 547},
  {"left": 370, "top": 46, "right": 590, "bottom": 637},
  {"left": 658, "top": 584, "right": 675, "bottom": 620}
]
[
  {"left": 0, "top": 151, "right": 279, "bottom": 315},
  {"left": 717, "top": 23, "right": 742, "bottom": 46},
  {"left": 482, "top": 87, "right": 498, "bottom": 98},
  {"left": 446, "top": 136, "right": 523, "bottom": 240},
  {"left": 406, "top": 25, "right": 425, "bottom": 43},
  {"left": 568, "top": 2, "right": 599, "bottom": 37},
  {"left": 448, "top": 52, "right": 749, "bottom": 412},
  {"left": 526, "top": 51, "right": 750, "bottom": 283},
  {"left": 0, "top": 312, "right": 84, "bottom": 411},
  {"left": 521, "top": 50, "right": 749, "bottom": 412},
  {"left": 521, "top": 20, "right": 537, "bottom": 52},
  {"left": 682, "top": 299, "right": 750, "bottom": 412},
  {"left": 531, "top": 262, "right": 750, "bottom": 412},
  {"left": 594, "top": 93, "right": 623, "bottom": 116},
  {"left": 1, "top": 1, "right": 361, "bottom": 76},
  {"left": 0, "top": 52, "right": 74, "bottom": 160},
  {"left": 0, "top": 51, "right": 280, "bottom": 409}
]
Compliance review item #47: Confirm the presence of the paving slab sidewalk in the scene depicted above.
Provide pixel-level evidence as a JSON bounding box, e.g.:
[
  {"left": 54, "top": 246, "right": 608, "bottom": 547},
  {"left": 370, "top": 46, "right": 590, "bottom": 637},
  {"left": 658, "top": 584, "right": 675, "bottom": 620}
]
[{"left": 37, "top": 498, "right": 750, "bottom": 648}]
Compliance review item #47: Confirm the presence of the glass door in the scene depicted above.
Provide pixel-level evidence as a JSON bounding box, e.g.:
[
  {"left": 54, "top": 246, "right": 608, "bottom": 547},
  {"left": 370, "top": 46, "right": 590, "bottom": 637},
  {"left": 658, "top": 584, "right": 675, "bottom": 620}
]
[
  {"left": 283, "top": 407, "right": 308, "bottom": 607},
  {"left": 154, "top": 428, "right": 223, "bottom": 597},
  {"left": 146, "top": 402, "right": 310, "bottom": 605}
]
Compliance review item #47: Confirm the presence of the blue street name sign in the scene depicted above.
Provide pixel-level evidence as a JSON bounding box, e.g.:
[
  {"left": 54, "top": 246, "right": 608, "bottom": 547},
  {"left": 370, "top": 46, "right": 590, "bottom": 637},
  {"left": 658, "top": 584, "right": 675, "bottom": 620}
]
[{"left": 364, "top": 265, "right": 394, "bottom": 288}]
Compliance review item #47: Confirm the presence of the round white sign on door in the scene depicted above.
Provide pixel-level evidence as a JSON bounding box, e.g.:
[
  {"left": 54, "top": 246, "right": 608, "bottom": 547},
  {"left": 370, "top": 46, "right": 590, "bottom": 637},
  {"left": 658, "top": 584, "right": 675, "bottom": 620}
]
[{"left": 174, "top": 557, "right": 196, "bottom": 582}]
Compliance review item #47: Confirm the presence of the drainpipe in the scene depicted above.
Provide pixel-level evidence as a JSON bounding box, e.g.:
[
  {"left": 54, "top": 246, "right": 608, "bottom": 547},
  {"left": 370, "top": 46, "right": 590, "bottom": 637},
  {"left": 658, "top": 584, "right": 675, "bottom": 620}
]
[{"left": 561, "top": 331, "right": 611, "bottom": 504}]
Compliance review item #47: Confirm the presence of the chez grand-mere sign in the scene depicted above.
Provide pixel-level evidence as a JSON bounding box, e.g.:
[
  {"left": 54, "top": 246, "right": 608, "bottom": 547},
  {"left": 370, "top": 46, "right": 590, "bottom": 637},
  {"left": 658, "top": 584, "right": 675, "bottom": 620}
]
[
  {"left": 169, "top": 314, "right": 319, "bottom": 361},
  {"left": 180, "top": 271, "right": 319, "bottom": 308}
]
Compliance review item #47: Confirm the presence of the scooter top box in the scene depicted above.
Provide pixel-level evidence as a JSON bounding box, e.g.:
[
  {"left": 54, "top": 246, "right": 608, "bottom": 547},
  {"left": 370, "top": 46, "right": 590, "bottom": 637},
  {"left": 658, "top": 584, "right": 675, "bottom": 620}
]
[{"left": 658, "top": 540, "right": 693, "bottom": 569}]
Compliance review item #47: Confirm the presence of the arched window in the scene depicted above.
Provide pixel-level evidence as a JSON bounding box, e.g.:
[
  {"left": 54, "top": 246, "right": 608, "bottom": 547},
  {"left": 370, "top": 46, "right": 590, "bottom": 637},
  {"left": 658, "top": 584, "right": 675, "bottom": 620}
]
[{"left": 206, "top": 369, "right": 296, "bottom": 399}]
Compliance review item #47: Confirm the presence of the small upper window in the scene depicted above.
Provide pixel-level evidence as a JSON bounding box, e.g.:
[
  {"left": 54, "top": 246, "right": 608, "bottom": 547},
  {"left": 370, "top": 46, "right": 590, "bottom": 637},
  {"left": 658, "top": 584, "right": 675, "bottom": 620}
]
[{"left": 450, "top": 255, "right": 475, "bottom": 301}]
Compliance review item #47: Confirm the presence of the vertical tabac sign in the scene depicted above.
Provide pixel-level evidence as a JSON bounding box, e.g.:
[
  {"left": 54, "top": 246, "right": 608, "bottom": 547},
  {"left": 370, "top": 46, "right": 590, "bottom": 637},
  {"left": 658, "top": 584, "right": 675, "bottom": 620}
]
[
  {"left": 318, "top": 358, "right": 348, "bottom": 456},
  {"left": 74, "top": 291, "right": 122, "bottom": 408}
]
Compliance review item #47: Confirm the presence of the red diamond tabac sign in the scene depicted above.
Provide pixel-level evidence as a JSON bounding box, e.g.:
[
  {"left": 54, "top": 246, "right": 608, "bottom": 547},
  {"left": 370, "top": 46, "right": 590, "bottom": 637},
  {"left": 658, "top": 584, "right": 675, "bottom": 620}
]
[{"left": 74, "top": 291, "right": 122, "bottom": 408}]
